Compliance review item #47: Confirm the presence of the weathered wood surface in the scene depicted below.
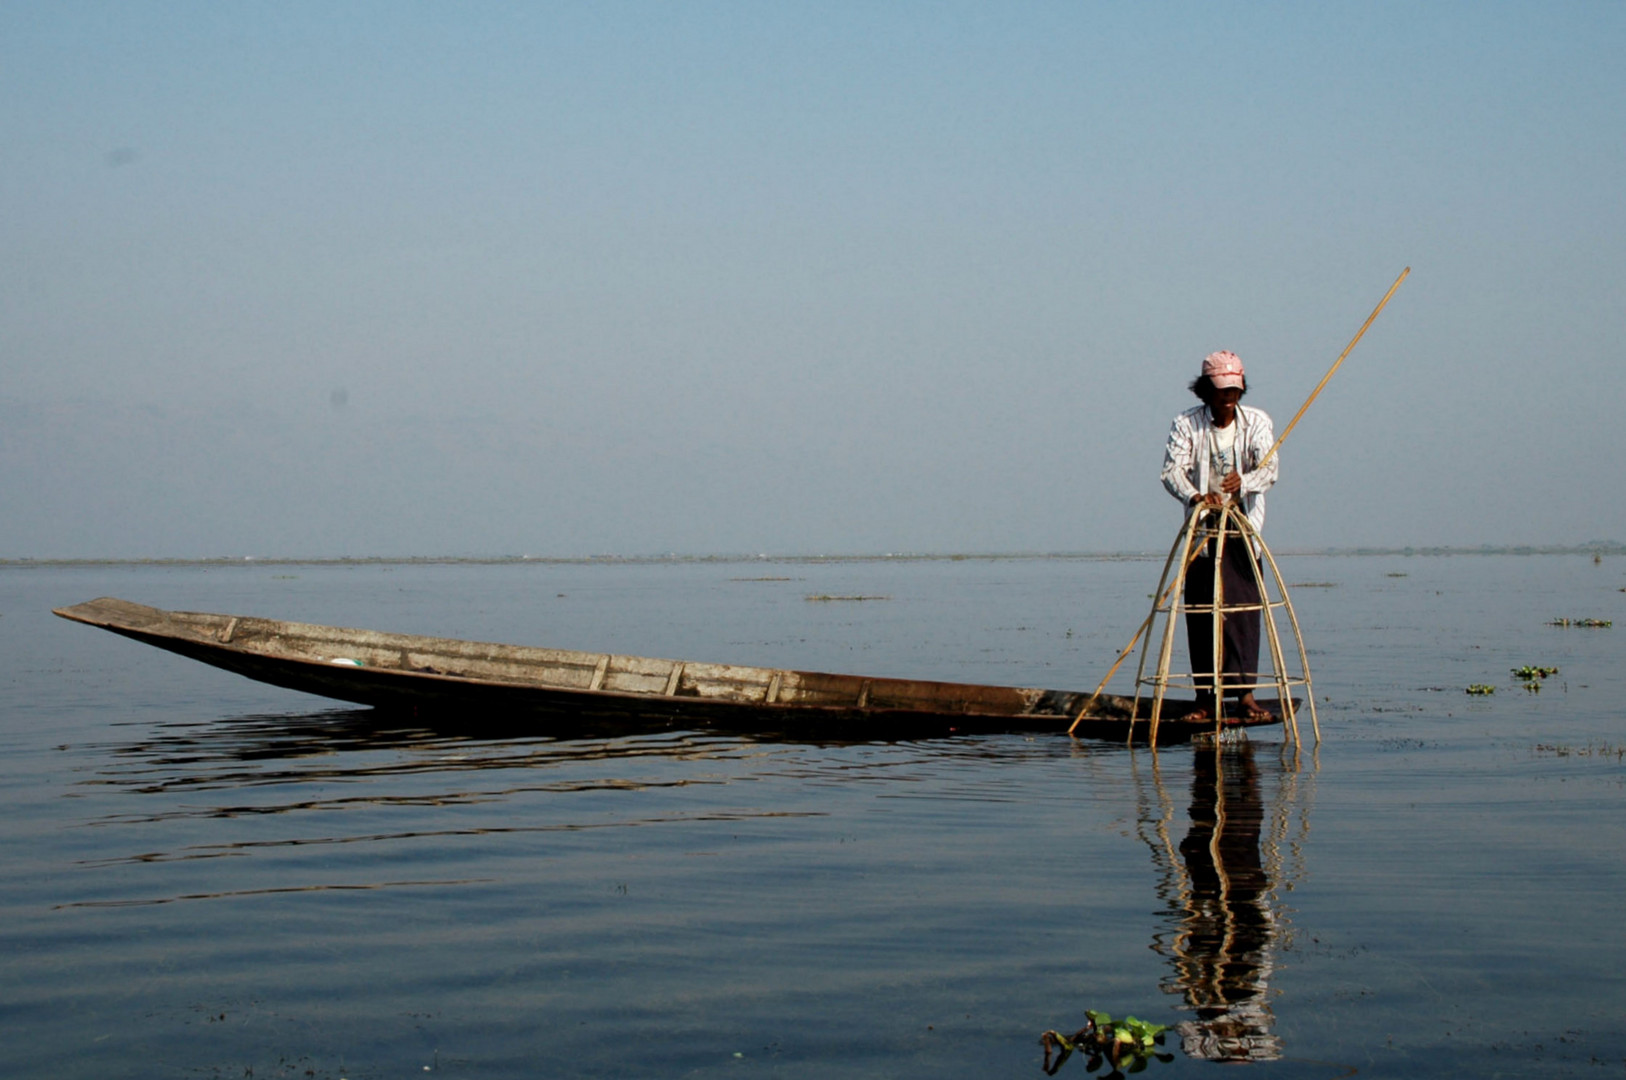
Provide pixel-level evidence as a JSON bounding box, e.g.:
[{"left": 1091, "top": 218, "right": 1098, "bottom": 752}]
[{"left": 52, "top": 597, "right": 1262, "bottom": 740}]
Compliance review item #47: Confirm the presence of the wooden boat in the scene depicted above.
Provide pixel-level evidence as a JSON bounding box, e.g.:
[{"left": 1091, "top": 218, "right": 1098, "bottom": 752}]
[{"left": 53, "top": 597, "right": 1282, "bottom": 740}]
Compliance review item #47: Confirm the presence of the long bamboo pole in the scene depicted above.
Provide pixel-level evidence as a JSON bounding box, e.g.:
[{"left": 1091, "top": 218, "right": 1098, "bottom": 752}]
[{"left": 1254, "top": 266, "right": 1410, "bottom": 473}]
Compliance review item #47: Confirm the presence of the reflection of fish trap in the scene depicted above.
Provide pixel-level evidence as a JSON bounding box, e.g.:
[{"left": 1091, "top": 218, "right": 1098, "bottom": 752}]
[{"left": 1132, "top": 502, "right": 1318, "bottom": 748}]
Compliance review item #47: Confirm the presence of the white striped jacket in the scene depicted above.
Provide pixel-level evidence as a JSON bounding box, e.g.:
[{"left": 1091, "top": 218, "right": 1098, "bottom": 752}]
[{"left": 1160, "top": 403, "right": 1278, "bottom": 533}]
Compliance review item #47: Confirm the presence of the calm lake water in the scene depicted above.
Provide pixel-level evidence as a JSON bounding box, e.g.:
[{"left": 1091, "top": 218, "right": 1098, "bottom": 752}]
[{"left": 3, "top": 554, "right": 1623, "bottom": 1078}]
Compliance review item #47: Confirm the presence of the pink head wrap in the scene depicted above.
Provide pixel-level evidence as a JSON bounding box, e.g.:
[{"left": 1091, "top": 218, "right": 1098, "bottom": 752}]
[{"left": 1202, "top": 350, "right": 1245, "bottom": 389}]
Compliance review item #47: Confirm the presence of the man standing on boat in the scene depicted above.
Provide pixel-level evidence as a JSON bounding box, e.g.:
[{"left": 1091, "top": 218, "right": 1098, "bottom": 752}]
[{"left": 1160, "top": 351, "right": 1278, "bottom": 722}]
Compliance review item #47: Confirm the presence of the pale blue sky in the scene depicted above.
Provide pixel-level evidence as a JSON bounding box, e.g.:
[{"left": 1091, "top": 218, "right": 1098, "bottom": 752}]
[{"left": 4, "top": 2, "right": 1622, "bottom": 557}]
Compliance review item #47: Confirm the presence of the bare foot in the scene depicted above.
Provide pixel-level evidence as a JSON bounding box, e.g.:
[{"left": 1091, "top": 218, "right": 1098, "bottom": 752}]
[{"left": 1237, "top": 694, "right": 1273, "bottom": 721}]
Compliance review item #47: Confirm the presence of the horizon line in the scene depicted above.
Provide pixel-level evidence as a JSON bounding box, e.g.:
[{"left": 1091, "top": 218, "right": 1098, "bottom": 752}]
[{"left": 4, "top": 543, "right": 1625, "bottom": 568}]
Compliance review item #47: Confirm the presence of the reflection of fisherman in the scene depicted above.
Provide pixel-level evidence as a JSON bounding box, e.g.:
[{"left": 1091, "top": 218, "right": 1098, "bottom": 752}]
[
  {"left": 1161, "top": 744, "right": 1283, "bottom": 1062},
  {"left": 1160, "top": 351, "right": 1278, "bottom": 722}
]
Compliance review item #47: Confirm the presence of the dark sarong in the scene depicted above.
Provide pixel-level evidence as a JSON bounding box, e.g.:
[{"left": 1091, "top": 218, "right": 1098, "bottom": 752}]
[{"left": 1184, "top": 535, "right": 1262, "bottom": 705}]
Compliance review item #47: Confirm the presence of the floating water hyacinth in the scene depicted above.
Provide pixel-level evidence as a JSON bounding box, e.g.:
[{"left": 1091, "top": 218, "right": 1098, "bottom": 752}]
[
  {"left": 1513, "top": 665, "right": 1559, "bottom": 692},
  {"left": 1549, "top": 617, "right": 1611, "bottom": 628},
  {"left": 1466, "top": 684, "right": 1496, "bottom": 695},
  {"left": 1040, "top": 1011, "right": 1171, "bottom": 1076}
]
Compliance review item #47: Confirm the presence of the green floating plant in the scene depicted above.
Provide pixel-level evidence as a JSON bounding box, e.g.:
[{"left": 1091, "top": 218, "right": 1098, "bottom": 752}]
[
  {"left": 1510, "top": 665, "right": 1559, "bottom": 692},
  {"left": 1041, "top": 1010, "right": 1172, "bottom": 1077},
  {"left": 1466, "top": 684, "right": 1496, "bottom": 695},
  {"left": 1549, "top": 618, "right": 1611, "bottom": 628}
]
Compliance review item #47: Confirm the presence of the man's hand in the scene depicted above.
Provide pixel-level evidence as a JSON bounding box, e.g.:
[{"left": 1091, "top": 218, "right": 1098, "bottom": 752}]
[{"left": 1189, "top": 472, "right": 1242, "bottom": 509}]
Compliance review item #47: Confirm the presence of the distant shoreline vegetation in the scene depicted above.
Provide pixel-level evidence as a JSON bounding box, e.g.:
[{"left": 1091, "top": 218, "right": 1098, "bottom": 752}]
[{"left": 3, "top": 544, "right": 1624, "bottom": 568}]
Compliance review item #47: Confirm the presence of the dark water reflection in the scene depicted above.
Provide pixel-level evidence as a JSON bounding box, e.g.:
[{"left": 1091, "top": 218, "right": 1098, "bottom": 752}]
[
  {"left": 85, "top": 706, "right": 1076, "bottom": 806},
  {"left": 1137, "top": 742, "right": 1312, "bottom": 1064},
  {"left": 94, "top": 709, "right": 746, "bottom": 781},
  {"left": 73, "top": 710, "right": 829, "bottom": 884}
]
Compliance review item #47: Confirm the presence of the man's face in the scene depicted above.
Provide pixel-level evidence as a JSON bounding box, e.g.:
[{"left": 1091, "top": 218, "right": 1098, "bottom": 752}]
[{"left": 1208, "top": 385, "right": 1243, "bottom": 419}]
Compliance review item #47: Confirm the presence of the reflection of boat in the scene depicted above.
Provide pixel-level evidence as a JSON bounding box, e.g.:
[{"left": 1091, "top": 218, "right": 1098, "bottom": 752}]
[
  {"left": 55, "top": 598, "right": 1289, "bottom": 739},
  {"left": 1139, "top": 742, "right": 1311, "bottom": 1061}
]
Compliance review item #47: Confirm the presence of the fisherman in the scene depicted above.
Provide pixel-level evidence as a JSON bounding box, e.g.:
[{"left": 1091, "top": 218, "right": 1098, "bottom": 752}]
[{"left": 1160, "top": 351, "right": 1278, "bottom": 722}]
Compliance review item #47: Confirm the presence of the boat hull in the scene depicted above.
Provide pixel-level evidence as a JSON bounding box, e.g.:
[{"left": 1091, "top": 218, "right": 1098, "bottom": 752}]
[{"left": 54, "top": 598, "right": 1285, "bottom": 741}]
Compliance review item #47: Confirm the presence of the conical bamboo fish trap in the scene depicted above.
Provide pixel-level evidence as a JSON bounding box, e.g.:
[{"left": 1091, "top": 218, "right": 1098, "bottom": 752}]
[{"left": 1131, "top": 503, "right": 1319, "bottom": 748}]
